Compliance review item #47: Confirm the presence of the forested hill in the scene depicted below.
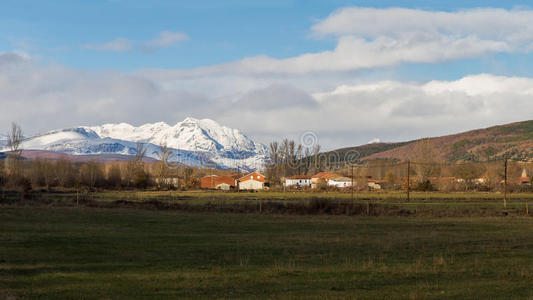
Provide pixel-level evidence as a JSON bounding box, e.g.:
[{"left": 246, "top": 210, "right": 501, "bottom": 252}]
[{"left": 326, "top": 120, "right": 533, "bottom": 163}]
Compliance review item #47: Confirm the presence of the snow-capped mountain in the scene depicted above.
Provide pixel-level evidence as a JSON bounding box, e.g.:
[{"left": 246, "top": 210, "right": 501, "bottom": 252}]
[
  {"left": 87, "top": 117, "right": 261, "bottom": 155},
  {"left": 2, "top": 118, "right": 268, "bottom": 171}
]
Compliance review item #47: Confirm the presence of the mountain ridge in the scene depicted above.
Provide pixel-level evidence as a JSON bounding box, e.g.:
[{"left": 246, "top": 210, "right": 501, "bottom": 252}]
[
  {"left": 1, "top": 118, "right": 268, "bottom": 171},
  {"left": 326, "top": 120, "right": 533, "bottom": 163}
]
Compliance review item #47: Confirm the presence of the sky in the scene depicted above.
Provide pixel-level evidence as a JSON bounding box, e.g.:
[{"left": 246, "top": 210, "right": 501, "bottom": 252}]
[{"left": 1, "top": 0, "right": 533, "bottom": 150}]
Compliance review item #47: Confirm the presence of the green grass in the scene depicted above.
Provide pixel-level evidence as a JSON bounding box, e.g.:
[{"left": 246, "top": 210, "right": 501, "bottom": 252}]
[
  {"left": 24, "top": 190, "right": 533, "bottom": 213},
  {"left": 2, "top": 206, "right": 533, "bottom": 299},
  {"left": 7, "top": 190, "right": 533, "bottom": 217},
  {"left": 4, "top": 190, "right": 533, "bottom": 217},
  {"left": 49, "top": 189, "right": 533, "bottom": 201}
]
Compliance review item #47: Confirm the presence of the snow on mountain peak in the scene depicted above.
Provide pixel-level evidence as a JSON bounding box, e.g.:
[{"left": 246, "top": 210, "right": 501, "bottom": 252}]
[
  {"left": 5, "top": 118, "right": 267, "bottom": 170},
  {"left": 88, "top": 117, "right": 264, "bottom": 155}
]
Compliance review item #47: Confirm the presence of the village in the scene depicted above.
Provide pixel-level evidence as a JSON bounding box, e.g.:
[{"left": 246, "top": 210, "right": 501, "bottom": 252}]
[
  {"left": 200, "top": 171, "right": 384, "bottom": 191},
  {"left": 198, "top": 168, "right": 532, "bottom": 192}
]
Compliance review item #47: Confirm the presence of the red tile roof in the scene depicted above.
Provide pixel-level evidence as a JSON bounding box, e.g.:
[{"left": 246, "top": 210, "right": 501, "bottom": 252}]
[
  {"left": 200, "top": 174, "right": 239, "bottom": 189},
  {"left": 238, "top": 172, "right": 265, "bottom": 182},
  {"left": 311, "top": 172, "right": 339, "bottom": 180}
]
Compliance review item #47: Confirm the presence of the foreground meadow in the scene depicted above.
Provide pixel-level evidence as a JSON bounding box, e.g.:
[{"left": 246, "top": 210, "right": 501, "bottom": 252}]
[{"left": 2, "top": 205, "right": 533, "bottom": 299}]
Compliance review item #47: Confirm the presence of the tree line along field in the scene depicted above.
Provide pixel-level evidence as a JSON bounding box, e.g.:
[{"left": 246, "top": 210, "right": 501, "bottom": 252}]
[{"left": 2, "top": 206, "right": 533, "bottom": 299}]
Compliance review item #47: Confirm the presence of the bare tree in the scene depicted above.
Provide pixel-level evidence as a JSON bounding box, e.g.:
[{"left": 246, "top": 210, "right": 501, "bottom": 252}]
[
  {"left": 281, "top": 139, "right": 290, "bottom": 181},
  {"left": 266, "top": 142, "right": 280, "bottom": 185},
  {"left": 157, "top": 142, "right": 175, "bottom": 189},
  {"left": 411, "top": 139, "right": 441, "bottom": 182},
  {"left": 55, "top": 158, "right": 75, "bottom": 187},
  {"left": 107, "top": 163, "right": 123, "bottom": 188},
  {"left": 312, "top": 144, "right": 321, "bottom": 173},
  {"left": 452, "top": 163, "right": 486, "bottom": 191},
  {"left": 7, "top": 122, "right": 23, "bottom": 176},
  {"left": 126, "top": 142, "right": 147, "bottom": 187},
  {"left": 7, "top": 122, "right": 23, "bottom": 155},
  {"left": 134, "top": 142, "right": 147, "bottom": 163},
  {"left": 80, "top": 161, "right": 104, "bottom": 189}
]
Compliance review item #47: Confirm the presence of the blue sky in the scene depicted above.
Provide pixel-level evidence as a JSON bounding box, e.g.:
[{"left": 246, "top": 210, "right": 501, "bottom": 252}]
[
  {"left": 1, "top": 1, "right": 533, "bottom": 148},
  {"left": 2, "top": 0, "right": 530, "bottom": 73}
]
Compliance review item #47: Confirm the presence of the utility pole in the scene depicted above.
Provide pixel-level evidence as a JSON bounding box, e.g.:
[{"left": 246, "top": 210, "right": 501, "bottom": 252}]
[
  {"left": 283, "top": 164, "right": 286, "bottom": 193},
  {"left": 351, "top": 165, "right": 354, "bottom": 201},
  {"left": 504, "top": 158, "right": 508, "bottom": 210},
  {"left": 211, "top": 162, "right": 215, "bottom": 202},
  {"left": 406, "top": 160, "right": 411, "bottom": 202}
]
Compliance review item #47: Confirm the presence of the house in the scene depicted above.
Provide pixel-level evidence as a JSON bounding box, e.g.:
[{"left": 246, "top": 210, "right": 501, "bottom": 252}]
[
  {"left": 237, "top": 172, "right": 265, "bottom": 190},
  {"left": 200, "top": 174, "right": 239, "bottom": 190},
  {"left": 367, "top": 179, "right": 382, "bottom": 190},
  {"left": 284, "top": 175, "right": 312, "bottom": 188},
  {"left": 474, "top": 177, "right": 487, "bottom": 185},
  {"left": 519, "top": 169, "right": 531, "bottom": 186},
  {"left": 327, "top": 176, "right": 353, "bottom": 188},
  {"left": 311, "top": 172, "right": 340, "bottom": 189}
]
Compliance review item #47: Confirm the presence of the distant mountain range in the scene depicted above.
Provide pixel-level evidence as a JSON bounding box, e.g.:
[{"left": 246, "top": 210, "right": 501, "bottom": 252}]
[
  {"left": 326, "top": 120, "right": 533, "bottom": 162},
  {"left": 2, "top": 119, "right": 531, "bottom": 169},
  {"left": 0, "top": 118, "right": 268, "bottom": 171}
]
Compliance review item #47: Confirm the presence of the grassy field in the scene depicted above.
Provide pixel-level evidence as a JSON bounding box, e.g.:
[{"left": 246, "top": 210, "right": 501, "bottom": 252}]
[
  {"left": 2, "top": 205, "right": 533, "bottom": 299},
  {"left": 7, "top": 189, "right": 533, "bottom": 208},
  {"left": 92, "top": 190, "right": 533, "bottom": 201},
  {"left": 4, "top": 190, "right": 533, "bottom": 217}
]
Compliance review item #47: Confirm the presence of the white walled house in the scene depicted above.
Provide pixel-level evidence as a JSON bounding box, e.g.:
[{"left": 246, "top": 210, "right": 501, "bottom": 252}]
[
  {"left": 284, "top": 175, "right": 312, "bottom": 188},
  {"left": 311, "top": 172, "right": 340, "bottom": 189},
  {"left": 327, "top": 177, "right": 353, "bottom": 188},
  {"left": 367, "top": 181, "right": 382, "bottom": 190},
  {"left": 238, "top": 172, "right": 265, "bottom": 190}
]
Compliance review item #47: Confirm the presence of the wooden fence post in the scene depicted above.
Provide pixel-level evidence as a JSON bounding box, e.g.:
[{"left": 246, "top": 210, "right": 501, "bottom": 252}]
[
  {"left": 504, "top": 158, "right": 508, "bottom": 210},
  {"left": 406, "top": 160, "right": 411, "bottom": 202}
]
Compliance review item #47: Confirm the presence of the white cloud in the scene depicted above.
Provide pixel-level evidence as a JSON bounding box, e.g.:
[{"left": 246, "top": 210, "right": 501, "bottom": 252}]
[
  {"left": 1, "top": 52, "right": 531, "bottom": 149},
  {"left": 235, "top": 84, "right": 317, "bottom": 110},
  {"left": 83, "top": 31, "right": 188, "bottom": 52},
  {"left": 143, "top": 31, "right": 188, "bottom": 50},
  {"left": 422, "top": 74, "right": 533, "bottom": 96},
  {"left": 306, "top": 74, "right": 533, "bottom": 146},
  {"left": 311, "top": 7, "right": 533, "bottom": 43},
  {"left": 137, "top": 7, "right": 533, "bottom": 76},
  {"left": 83, "top": 37, "right": 133, "bottom": 52},
  {"left": 229, "top": 35, "right": 507, "bottom": 74}
]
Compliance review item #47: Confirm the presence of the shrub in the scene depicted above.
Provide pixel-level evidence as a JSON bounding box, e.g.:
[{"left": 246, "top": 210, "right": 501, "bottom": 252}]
[{"left": 414, "top": 180, "right": 436, "bottom": 191}]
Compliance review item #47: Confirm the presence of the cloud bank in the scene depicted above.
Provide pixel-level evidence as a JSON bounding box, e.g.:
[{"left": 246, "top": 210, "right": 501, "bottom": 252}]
[{"left": 1, "top": 51, "right": 532, "bottom": 149}]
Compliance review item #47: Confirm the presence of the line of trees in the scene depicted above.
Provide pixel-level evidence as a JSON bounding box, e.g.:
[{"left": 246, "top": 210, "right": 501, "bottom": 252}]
[
  {"left": 0, "top": 155, "right": 204, "bottom": 192},
  {"left": 265, "top": 139, "right": 321, "bottom": 186}
]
